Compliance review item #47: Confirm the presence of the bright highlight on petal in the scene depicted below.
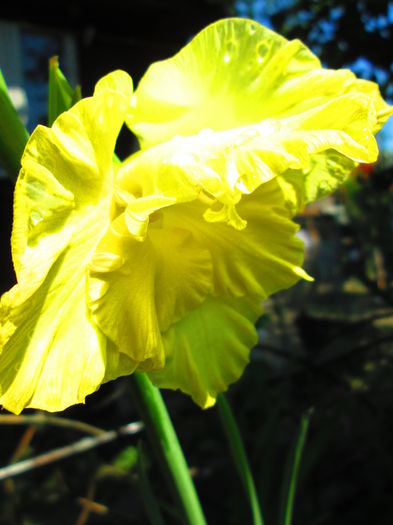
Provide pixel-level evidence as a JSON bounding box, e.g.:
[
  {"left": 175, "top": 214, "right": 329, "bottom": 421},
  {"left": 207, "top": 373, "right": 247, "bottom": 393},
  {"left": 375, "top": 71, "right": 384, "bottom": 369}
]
[{"left": 0, "top": 19, "right": 391, "bottom": 413}]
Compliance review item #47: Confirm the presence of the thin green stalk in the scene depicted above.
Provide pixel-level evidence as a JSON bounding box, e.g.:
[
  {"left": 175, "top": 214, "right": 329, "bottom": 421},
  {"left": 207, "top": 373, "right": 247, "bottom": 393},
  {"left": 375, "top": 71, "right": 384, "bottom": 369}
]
[
  {"left": 137, "top": 442, "right": 166, "bottom": 525},
  {"left": 216, "top": 394, "right": 264, "bottom": 525},
  {"left": 278, "top": 407, "right": 313, "bottom": 525},
  {"left": 130, "top": 372, "right": 207, "bottom": 525}
]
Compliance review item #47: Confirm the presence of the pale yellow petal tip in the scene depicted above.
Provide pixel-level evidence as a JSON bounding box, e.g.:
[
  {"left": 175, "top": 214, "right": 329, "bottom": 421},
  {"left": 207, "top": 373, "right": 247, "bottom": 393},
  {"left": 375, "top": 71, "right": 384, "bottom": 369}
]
[
  {"left": 379, "top": 103, "right": 393, "bottom": 126},
  {"left": 293, "top": 266, "right": 314, "bottom": 282},
  {"left": 200, "top": 395, "right": 217, "bottom": 410},
  {"left": 94, "top": 70, "right": 133, "bottom": 100}
]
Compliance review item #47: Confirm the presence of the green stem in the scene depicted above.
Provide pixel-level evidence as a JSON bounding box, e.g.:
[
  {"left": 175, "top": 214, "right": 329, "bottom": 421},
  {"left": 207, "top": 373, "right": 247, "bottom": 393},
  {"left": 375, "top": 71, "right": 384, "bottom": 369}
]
[
  {"left": 130, "top": 372, "right": 207, "bottom": 525},
  {"left": 216, "top": 394, "right": 264, "bottom": 525}
]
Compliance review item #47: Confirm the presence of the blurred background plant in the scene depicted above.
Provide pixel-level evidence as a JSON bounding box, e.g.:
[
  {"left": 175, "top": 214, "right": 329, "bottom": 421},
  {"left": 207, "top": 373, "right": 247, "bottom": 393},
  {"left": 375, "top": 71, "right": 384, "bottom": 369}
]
[{"left": 0, "top": 1, "right": 392, "bottom": 524}]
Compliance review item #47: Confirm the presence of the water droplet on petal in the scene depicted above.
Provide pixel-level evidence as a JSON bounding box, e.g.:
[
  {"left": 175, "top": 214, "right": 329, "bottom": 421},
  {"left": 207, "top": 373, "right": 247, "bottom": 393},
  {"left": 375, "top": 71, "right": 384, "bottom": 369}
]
[
  {"left": 29, "top": 210, "right": 44, "bottom": 229},
  {"left": 256, "top": 42, "right": 270, "bottom": 63},
  {"left": 249, "top": 23, "right": 257, "bottom": 35},
  {"left": 224, "top": 41, "right": 237, "bottom": 63}
]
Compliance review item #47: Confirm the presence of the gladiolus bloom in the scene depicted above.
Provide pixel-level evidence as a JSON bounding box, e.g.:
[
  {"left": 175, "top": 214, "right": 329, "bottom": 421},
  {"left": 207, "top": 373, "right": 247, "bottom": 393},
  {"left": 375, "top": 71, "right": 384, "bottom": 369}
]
[{"left": 0, "top": 19, "right": 391, "bottom": 413}]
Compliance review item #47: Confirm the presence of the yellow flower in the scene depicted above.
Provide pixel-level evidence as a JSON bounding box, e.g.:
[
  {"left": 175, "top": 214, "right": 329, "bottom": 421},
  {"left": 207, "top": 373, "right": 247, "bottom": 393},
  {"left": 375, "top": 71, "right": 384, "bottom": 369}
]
[{"left": 0, "top": 19, "right": 391, "bottom": 413}]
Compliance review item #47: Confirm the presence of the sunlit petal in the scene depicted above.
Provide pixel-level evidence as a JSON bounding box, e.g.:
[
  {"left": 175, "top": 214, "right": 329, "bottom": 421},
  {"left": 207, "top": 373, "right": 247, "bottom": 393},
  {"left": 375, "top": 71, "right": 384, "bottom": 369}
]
[
  {"left": 149, "top": 296, "right": 262, "bottom": 408},
  {"left": 0, "top": 71, "right": 132, "bottom": 413},
  {"left": 129, "top": 18, "right": 391, "bottom": 150},
  {"left": 87, "top": 213, "right": 213, "bottom": 363},
  {"left": 162, "top": 178, "right": 310, "bottom": 299}
]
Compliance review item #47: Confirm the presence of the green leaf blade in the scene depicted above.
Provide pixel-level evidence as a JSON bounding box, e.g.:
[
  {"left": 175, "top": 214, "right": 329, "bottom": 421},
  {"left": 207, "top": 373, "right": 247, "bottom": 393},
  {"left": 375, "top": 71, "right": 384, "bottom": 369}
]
[
  {"left": 48, "top": 55, "right": 81, "bottom": 126},
  {"left": 0, "top": 68, "right": 29, "bottom": 181}
]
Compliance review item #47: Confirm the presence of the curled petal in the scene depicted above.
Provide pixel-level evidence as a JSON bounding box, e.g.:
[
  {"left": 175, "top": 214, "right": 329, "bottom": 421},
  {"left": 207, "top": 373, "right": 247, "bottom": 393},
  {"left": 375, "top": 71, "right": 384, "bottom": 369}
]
[
  {"left": 148, "top": 296, "right": 263, "bottom": 408},
  {"left": 122, "top": 86, "right": 386, "bottom": 229},
  {"left": 162, "top": 178, "right": 311, "bottom": 299},
  {"left": 87, "top": 213, "right": 213, "bottom": 363}
]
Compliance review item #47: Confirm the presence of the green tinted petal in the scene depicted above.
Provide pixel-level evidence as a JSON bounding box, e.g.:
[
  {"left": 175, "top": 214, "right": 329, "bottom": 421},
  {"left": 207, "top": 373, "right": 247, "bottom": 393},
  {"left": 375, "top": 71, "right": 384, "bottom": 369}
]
[
  {"left": 270, "top": 92, "right": 382, "bottom": 212},
  {"left": 87, "top": 213, "right": 213, "bottom": 363},
  {"left": 277, "top": 152, "right": 357, "bottom": 215},
  {"left": 103, "top": 338, "right": 138, "bottom": 383},
  {"left": 163, "top": 178, "right": 310, "bottom": 299},
  {"left": 148, "top": 296, "right": 262, "bottom": 408}
]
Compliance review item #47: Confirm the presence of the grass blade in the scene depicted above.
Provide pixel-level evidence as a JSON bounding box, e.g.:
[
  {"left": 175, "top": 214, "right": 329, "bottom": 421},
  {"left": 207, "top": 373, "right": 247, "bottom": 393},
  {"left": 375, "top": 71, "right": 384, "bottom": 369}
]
[
  {"left": 278, "top": 407, "right": 313, "bottom": 525},
  {"left": 216, "top": 394, "right": 264, "bottom": 525}
]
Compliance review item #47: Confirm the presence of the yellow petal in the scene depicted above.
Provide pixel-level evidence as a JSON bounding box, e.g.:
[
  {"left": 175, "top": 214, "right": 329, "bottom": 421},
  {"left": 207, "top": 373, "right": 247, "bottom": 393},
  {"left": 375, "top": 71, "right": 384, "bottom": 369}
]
[
  {"left": 94, "top": 69, "right": 133, "bottom": 98},
  {"left": 343, "top": 77, "right": 393, "bottom": 133},
  {"left": 162, "top": 178, "right": 310, "bottom": 299},
  {"left": 129, "top": 18, "right": 391, "bottom": 151},
  {"left": 0, "top": 71, "right": 133, "bottom": 413},
  {"left": 123, "top": 89, "right": 384, "bottom": 230},
  {"left": 148, "top": 296, "right": 262, "bottom": 408},
  {"left": 129, "top": 18, "right": 318, "bottom": 147},
  {"left": 0, "top": 205, "right": 108, "bottom": 413},
  {"left": 11, "top": 70, "right": 133, "bottom": 292},
  {"left": 103, "top": 338, "right": 138, "bottom": 383},
  {"left": 87, "top": 212, "right": 213, "bottom": 363},
  {"left": 281, "top": 93, "right": 379, "bottom": 163}
]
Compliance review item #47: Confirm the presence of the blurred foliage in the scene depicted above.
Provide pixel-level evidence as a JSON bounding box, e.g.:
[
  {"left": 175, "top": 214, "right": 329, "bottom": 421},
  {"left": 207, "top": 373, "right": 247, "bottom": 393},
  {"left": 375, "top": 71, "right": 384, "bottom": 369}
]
[
  {"left": 237, "top": 0, "right": 393, "bottom": 98},
  {"left": 344, "top": 164, "right": 393, "bottom": 292}
]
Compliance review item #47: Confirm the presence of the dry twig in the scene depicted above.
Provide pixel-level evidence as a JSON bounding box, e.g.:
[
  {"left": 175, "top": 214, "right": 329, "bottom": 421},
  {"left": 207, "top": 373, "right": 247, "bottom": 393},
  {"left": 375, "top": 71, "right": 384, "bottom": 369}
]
[{"left": 0, "top": 421, "right": 143, "bottom": 482}]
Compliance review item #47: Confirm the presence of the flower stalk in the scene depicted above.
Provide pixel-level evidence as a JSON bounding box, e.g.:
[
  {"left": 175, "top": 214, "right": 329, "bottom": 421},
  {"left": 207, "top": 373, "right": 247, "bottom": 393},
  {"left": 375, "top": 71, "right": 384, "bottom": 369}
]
[{"left": 130, "top": 372, "right": 207, "bottom": 525}]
